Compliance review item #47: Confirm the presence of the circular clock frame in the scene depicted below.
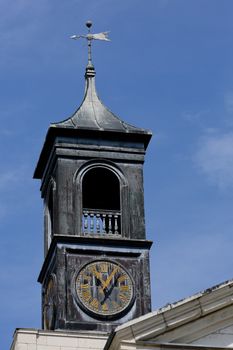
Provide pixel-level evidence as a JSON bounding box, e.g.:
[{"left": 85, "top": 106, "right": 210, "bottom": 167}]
[{"left": 74, "top": 259, "right": 135, "bottom": 319}]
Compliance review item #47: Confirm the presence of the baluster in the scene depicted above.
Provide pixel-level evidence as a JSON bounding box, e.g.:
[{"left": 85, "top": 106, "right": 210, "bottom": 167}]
[
  {"left": 96, "top": 213, "right": 100, "bottom": 233},
  {"left": 82, "top": 211, "right": 121, "bottom": 235},
  {"left": 84, "top": 212, "right": 89, "bottom": 233},
  {"left": 102, "top": 214, "right": 106, "bottom": 234},
  {"left": 90, "top": 213, "right": 94, "bottom": 233},
  {"left": 108, "top": 214, "right": 112, "bottom": 234},
  {"left": 114, "top": 215, "right": 119, "bottom": 234}
]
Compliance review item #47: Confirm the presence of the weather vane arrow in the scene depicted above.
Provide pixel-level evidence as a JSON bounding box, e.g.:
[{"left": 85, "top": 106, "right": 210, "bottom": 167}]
[{"left": 70, "top": 20, "right": 110, "bottom": 70}]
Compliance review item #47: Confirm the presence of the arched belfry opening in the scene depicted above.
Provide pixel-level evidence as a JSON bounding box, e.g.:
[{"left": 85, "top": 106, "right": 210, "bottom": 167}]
[
  {"left": 82, "top": 167, "right": 121, "bottom": 235},
  {"left": 83, "top": 167, "right": 120, "bottom": 210}
]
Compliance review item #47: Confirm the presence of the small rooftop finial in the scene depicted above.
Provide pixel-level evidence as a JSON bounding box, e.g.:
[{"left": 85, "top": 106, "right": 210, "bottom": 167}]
[
  {"left": 86, "top": 20, "right": 92, "bottom": 29},
  {"left": 70, "top": 21, "right": 110, "bottom": 77}
]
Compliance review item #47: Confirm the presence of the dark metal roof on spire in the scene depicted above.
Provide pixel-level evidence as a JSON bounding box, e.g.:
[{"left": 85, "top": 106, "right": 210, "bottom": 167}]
[
  {"left": 51, "top": 21, "right": 151, "bottom": 135},
  {"left": 33, "top": 22, "right": 152, "bottom": 179}
]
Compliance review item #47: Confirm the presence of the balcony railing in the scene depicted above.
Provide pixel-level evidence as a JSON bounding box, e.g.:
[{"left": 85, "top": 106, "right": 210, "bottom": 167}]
[{"left": 82, "top": 209, "right": 121, "bottom": 236}]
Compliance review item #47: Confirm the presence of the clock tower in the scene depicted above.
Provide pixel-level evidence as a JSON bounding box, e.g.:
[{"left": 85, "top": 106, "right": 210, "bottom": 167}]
[{"left": 34, "top": 22, "right": 152, "bottom": 333}]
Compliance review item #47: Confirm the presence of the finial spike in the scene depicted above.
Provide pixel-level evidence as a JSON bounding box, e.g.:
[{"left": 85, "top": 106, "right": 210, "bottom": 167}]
[
  {"left": 86, "top": 20, "right": 92, "bottom": 29},
  {"left": 70, "top": 21, "right": 110, "bottom": 76}
]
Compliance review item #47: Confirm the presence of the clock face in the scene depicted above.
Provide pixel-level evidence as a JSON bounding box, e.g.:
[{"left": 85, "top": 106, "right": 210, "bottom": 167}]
[
  {"left": 75, "top": 260, "right": 134, "bottom": 318},
  {"left": 43, "top": 275, "right": 56, "bottom": 330}
]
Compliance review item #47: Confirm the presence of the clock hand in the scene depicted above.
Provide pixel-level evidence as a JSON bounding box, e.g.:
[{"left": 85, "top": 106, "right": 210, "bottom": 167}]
[
  {"left": 100, "top": 274, "right": 119, "bottom": 305},
  {"left": 102, "top": 267, "right": 119, "bottom": 290},
  {"left": 95, "top": 276, "right": 102, "bottom": 287},
  {"left": 92, "top": 266, "right": 105, "bottom": 287}
]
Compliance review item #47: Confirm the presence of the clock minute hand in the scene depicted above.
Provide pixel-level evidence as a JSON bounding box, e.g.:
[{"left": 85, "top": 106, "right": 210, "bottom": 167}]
[
  {"left": 102, "top": 267, "right": 119, "bottom": 290},
  {"left": 92, "top": 267, "right": 105, "bottom": 287},
  {"left": 101, "top": 275, "right": 118, "bottom": 305}
]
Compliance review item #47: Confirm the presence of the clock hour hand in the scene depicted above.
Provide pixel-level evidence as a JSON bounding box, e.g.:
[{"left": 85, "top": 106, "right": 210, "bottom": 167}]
[
  {"left": 92, "top": 267, "right": 105, "bottom": 288},
  {"left": 102, "top": 267, "right": 118, "bottom": 290},
  {"left": 100, "top": 274, "right": 119, "bottom": 305},
  {"left": 95, "top": 276, "right": 102, "bottom": 287}
]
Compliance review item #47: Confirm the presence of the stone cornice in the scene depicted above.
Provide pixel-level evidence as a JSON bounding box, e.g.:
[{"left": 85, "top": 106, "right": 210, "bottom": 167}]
[{"left": 120, "top": 340, "right": 230, "bottom": 350}]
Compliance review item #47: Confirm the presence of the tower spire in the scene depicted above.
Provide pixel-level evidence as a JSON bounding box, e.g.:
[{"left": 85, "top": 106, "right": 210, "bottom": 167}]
[
  {"left": 44, "top": 22, "right": 152, "bottom": 134},
  {"left": 86, "top": 20, "right": 94, "bottom": 70},
  {"left": 70, "top": 20, "right": 110, "bottom": 77}
]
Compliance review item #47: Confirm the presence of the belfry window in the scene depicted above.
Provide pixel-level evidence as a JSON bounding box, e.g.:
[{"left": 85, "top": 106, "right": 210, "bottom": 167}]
[{"left": 82, "top": 167, "right": 121, "bottom": 235}]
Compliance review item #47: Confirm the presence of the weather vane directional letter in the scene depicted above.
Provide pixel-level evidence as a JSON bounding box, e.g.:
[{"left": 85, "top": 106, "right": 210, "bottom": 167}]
[{"left": 70, "top": 21, "right": 110, "bottom": 69}]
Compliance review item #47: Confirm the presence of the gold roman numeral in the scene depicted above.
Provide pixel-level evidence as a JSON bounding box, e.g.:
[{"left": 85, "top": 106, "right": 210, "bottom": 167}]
[
  {"left": 83, "top": 275, "right": 91, "bottom": 281},
  {"left": 119, "top": 293, "right": 128, "bottom": 302},
  {"left": 120, "top": 285, "right": 129, "bottom": 292},
  {"left": 90, "top": 298, "right": 99, "bottom": 309},
  {"left": 82, "top": 290, "right": 91, "bottom": 301},
  {"left": 102, "top": 303, "right": 108, "bottom": 312},
  {"left": 118, "top": 275, "right": 127, "bottom": 283},
  {"left": 99, "top": 262, "right": 108, "bottom": 273},
  {"left": 112, "top": 301, "right": 120, "bottom": 310}
]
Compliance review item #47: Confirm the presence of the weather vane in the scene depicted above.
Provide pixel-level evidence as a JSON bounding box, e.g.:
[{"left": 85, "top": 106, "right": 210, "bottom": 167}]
[{"left": 70, "top": 21, "right": 110, "bottom": 69}]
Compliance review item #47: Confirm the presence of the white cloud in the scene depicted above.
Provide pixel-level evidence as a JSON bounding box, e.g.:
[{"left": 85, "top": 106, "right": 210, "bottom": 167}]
[
  {"left": 0, "top": 166, "right": 32, "bottom": 220},
  {"left": 0, "top": 165, "right": 31, "bottom": 190},
  {"left": 0, "top": 129, "right": 14, "bottom": 137},
  {"left": 194, "top": 132, "right": 233, "bottom": 189},
  {"left": 183, "top": 109, "right": 209, "bottom": 123},
  {"left": 224, "top": 91, "right": 233, "bottom": 114},
  {"left": 0, "top": 171, "right": 17, "bottom": 189},
  {"left": 0, "top": 203, "right": 7, "bottom": 220}
]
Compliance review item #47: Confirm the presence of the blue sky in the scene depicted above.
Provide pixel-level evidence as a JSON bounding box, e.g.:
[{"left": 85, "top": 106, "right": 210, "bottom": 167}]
[{"left": 1, "top": 0, "right": 233, "bottom": 348}]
